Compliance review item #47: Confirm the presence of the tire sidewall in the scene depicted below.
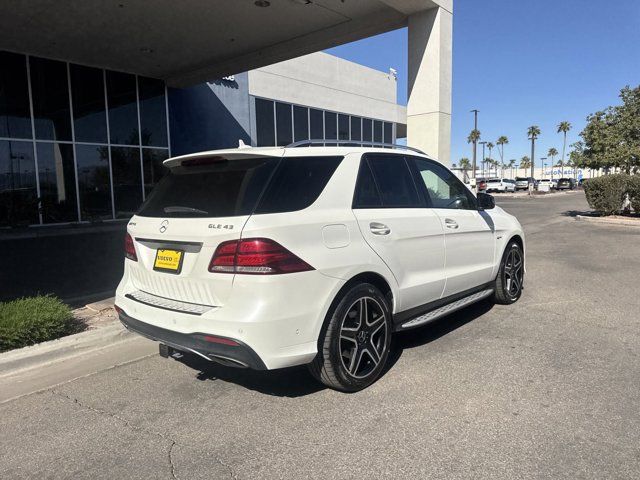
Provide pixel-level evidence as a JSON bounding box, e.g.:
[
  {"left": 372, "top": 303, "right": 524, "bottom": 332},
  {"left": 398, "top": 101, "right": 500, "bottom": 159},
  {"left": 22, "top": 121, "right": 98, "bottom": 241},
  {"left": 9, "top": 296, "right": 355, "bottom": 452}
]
[{"left": 326, "top": 283, "right": 392, "bottom": 391}]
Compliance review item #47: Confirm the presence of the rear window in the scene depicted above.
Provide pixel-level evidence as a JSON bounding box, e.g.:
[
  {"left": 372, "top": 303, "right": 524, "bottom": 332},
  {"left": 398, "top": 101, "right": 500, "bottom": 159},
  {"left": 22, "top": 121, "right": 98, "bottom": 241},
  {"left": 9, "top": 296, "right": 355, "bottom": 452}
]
[
  {"left": 138, "top": 157, "right": 278, "bottom": 218},
  {"left": 255, "top": 156, "right": 343, "bottom": 214},
  {"left": 138, "top": 155, "right": 343, "bottom": 218},
  {"left": 515, "top": 177, "right": 528, "bottom": 181}
]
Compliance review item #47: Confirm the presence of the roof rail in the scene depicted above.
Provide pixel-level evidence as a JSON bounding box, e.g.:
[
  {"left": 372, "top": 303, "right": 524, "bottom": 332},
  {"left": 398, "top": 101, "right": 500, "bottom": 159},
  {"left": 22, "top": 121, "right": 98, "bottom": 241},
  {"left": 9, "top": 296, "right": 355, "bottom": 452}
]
[{"left": 286, "top": 139, "right": 426, "bottom": 155}]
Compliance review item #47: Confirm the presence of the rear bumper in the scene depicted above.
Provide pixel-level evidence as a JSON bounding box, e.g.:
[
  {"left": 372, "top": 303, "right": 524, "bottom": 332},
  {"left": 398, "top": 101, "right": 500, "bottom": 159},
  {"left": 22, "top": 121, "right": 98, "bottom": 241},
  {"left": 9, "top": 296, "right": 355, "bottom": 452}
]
[
  {"left": 116, "top": 264, "right": 346, "bottom": 370},
  {"left": 119, "top": 309, "right": 267, "bottom": 369}
]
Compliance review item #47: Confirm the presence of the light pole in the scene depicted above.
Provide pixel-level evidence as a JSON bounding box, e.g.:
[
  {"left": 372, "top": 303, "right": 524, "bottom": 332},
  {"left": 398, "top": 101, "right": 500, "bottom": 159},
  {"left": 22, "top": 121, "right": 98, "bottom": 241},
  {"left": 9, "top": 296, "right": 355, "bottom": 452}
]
[
  {"left": 540, "top": 157, "right": 547, "bottom": 179},
  {"left": 479, "top": 141, "right": 487, "bottom": 178}
]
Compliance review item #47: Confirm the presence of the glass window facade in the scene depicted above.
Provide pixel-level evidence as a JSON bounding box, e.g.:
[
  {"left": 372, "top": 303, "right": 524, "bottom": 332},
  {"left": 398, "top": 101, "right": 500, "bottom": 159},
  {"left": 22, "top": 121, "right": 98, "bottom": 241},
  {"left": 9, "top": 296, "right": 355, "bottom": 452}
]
[
  {"left": 30, "top": 57, "right": 72, "bottom": 142},
  {"left": 253, "top": 97, "right": 395, "bottom": 148},
  {"left": 138, "top": 76, "right": 168, "bottom": 147},
  {"left": 75, "top": 144, "right": 112, "bottom": 221},
  {"left": 310, "top": 109, "right": 323, "bottom": 140},
  {"left": 0, "top": 51, "right": 170, "bottom": 226},
  {"left": 106, "top": 71, "right": 139, "bottom": 145},
  {"left": 37, "top": 142, "right": 77, "bottom": 223},
  {"left": 275, "top": 102, "right": 292, "bottom": 146},
  {"left": 111, "top": 146, "right": 142, "bottom": 218},
  {"left": 0, "top": 52, "right": 32, "bottom": 139},
  {"left": 0, "top": 140, "right": 37, "bottom": 226},
  {"left": 293, "top": 105, "right": 308, "bottom": 142},
  {"left": 255, "top": 98, "right": 275, "bottom": 147},
  {"left": 71, "top": 64, "right": 108, "bottom": 144}
]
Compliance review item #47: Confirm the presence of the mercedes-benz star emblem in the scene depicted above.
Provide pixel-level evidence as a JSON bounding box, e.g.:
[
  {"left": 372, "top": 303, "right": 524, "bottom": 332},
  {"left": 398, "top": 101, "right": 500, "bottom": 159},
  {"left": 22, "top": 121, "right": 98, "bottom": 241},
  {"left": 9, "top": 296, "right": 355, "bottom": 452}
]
[{"left": 159, "top": 220, "right": 169, "bottom": 233}]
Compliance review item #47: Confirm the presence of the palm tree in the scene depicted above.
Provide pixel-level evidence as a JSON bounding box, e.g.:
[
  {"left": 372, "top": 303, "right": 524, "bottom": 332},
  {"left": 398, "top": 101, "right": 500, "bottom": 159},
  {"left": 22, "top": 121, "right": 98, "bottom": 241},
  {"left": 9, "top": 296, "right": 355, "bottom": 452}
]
[
  {"left": 491, "top": 159, "right": 500, "bottom": 177},
  {"left": 548, "top": 147, "right": 558, "bottom": 179},
  {"left": 527, "top": 126, "right": 541, "bottom": 195},
  {"left": 508, "top": 159, "right": 517, "bottom": 178},
  {"left": 487, "top": 142, "right": 495, "bottom": 163},
  {"left": 459, "top": 157, "right": 471, "bottom": 182},
  {"left": 483, "top": 157, "right": 492, "bottom": 177},
  {"left": 557, "top": 121, "right": 572, "bottom": 178},
  {"left": 520, "top": 156, "right": 531, "bottom": 177},
  {"left": 467, "top": 129, "right": 481, "bottom": 179},
  {"left": 496, "top": 136, "right": 509, "bottom": 167}
]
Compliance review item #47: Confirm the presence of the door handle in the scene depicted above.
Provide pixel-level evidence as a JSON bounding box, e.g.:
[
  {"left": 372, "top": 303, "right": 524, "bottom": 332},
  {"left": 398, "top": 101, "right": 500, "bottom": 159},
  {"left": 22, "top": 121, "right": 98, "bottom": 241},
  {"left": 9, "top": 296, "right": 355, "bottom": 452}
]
[
  {"left": 369, "top": 222, "right": 391, "bottom": 235},
  {"left": 444, "top": 218, "right": 459, "bottom": 229}
]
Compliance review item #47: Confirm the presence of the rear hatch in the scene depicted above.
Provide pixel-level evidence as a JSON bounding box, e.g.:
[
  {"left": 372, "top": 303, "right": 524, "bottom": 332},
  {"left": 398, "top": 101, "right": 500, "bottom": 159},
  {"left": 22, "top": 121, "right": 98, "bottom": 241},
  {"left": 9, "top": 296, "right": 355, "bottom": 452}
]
[{"left": 126, "top": 150, "right": 282, "bottom": 307}]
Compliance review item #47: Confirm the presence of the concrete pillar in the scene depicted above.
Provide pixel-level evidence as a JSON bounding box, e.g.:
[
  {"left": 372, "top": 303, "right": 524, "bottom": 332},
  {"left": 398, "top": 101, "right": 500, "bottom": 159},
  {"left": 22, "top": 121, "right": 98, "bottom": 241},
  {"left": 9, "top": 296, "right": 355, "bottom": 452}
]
[{"left": 407, "top": 6, "right": 452, "bottom": 165}]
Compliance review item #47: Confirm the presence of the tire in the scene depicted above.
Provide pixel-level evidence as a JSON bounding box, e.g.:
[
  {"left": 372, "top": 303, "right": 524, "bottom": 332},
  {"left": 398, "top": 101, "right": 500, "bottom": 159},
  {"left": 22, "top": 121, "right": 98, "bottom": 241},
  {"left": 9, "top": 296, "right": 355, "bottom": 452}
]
[
  {"left": 493, "top": 241, "right": 524, "bottom": 305},
  {"left": 309, "top": 283, "right": 392, "bottom": 392}
]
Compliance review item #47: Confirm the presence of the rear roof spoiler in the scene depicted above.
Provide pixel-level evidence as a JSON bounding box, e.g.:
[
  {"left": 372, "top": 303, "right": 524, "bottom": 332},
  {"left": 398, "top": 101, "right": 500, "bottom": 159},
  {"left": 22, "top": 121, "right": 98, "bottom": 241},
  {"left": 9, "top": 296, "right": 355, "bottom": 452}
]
[{"left": 163, "top": 147, "right": 284, "bottom": 168}]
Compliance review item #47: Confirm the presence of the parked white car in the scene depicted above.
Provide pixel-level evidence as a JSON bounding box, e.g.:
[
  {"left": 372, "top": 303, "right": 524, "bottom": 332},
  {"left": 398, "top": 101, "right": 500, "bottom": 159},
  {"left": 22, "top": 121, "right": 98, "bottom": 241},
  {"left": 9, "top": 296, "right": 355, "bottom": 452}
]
[
  {"left": 486, "top": 178, "right": 516, "bottom": 193},
  {"left": 515, "top": 177, "right": 535, "bottom": 191},
  {"left": 537, "top": 179, "right": 557, "bottom": 190},
  {"left": 116, "top": 144, "right": 525, "bottom": 391}
]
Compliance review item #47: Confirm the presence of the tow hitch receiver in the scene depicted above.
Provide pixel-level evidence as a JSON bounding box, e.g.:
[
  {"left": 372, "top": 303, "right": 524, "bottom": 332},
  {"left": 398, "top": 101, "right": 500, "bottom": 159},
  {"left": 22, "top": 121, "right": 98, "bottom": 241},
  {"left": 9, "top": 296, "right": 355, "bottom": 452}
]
[{"left": 159, "top": 343, "right": 172, "bottom": 358}]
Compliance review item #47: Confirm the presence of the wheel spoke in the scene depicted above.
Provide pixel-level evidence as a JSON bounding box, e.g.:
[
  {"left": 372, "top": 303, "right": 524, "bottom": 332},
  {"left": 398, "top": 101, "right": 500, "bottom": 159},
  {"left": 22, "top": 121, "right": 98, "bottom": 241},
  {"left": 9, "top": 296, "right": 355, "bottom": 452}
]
[
  {"left": 367, "top": 344, "right": 381, "bottom": 364},
  {"left": 340, "top": 327, "right": 358, "bottom": 344},
  {"left": 359, "top": 298, "right": 367, "bottom": 329},
  {"left": 513, "top": 255, "right": 522, "bottom": 270},
  {"left": 367, "top": 311, "right": 385, "bottom": 330},
  {"left": 349, "top": 346, "right": 366, "bottom": 375},
  {"left": 370, "top": 320, "right": 385, "bottom": 337},
  {"left": 510, "top": 275, "right": 520, "bottom": 294}
]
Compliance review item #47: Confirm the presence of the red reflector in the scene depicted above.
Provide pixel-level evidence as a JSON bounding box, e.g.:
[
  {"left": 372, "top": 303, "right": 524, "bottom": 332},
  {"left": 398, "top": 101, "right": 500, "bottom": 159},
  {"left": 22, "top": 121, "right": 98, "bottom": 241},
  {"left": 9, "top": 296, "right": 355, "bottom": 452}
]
[
  {"left": 124, "top": 233, "right": 137, "bottom": 261},
  {"left": 203, "top": 335, "right": 239, "bottom": 346},
  {"left": 208, "top": 238, "right": 313, "bottom": 274},
  {"left": 114, "top": 305, "right": 124, "bottom": 315}
]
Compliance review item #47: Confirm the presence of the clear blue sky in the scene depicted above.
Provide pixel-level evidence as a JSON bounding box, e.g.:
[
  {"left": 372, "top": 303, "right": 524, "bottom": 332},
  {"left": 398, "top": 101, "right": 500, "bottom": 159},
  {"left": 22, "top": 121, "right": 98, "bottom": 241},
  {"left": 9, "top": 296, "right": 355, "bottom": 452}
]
[{"left": 326, "top": 0, "right": 640, "bottom": 166}]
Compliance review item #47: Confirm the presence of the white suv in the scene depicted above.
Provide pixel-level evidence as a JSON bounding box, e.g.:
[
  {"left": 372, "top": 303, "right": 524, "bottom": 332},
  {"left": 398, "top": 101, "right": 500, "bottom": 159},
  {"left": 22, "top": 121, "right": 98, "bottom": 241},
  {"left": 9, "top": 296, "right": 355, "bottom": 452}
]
[
  {"left": 486, "top": 178, "right": 516, "bottom": 193},
  {"left": 116, "top": 145, "right": 525, "bottom": 392}
]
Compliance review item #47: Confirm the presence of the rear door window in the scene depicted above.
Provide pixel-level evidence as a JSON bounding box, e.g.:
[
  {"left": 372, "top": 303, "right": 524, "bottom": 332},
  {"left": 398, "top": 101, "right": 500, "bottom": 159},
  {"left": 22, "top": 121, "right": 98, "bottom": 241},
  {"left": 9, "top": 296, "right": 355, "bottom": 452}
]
[
  {"left": 137, "top": 157, "right": 278, "bottom": 218},
  {"left": 356, "top": 154, "right": 421, "bottom": 208},
  {"left": 254, "top": 156, "right": 343, "bottom": 214},
  {"left": 353, "top": 160, "right": 382, "bottom": 208}
]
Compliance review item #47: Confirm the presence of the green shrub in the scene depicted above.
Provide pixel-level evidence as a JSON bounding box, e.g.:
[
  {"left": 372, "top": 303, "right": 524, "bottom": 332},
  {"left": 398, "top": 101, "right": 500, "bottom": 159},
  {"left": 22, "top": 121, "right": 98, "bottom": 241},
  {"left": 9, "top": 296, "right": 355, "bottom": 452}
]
[
  {"left": 583, "top": 174, "right": 629, "bottom": 215},
  {"left": 628, "top": 175, "right": 640, "bottom": 214},
  {"left": 0, "top": 296, "right": 77, "bottom": 353}
]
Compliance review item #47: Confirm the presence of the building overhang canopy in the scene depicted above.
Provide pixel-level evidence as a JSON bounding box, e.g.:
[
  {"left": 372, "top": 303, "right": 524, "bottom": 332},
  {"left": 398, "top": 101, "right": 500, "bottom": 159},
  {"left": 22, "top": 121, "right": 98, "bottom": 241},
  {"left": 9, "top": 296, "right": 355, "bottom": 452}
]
[{"left": 0, "top": 0, "right": 443, "bottom": 87}]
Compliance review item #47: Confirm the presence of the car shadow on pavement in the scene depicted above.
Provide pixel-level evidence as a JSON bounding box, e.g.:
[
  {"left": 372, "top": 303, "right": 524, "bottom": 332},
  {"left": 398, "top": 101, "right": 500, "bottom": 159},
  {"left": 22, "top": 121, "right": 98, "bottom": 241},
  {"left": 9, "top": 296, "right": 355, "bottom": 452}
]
[
  {"left": 173, "top": 354, "right": 326, "bottom": 398},
  {"left": 392, "top": 299, "right": 495, "bottom": 351},
  {"left": 561, "top": 210, "right": 595, "bottom": 217},
  {"left": 171, "top": 299, "right": 494, "bottom": 398}
]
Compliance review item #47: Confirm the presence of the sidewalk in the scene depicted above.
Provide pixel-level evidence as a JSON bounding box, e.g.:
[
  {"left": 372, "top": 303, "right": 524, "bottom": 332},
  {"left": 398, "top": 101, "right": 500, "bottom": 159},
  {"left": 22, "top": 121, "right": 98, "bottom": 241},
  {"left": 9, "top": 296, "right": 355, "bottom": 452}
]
[{"left": 0, "top": 296, "right": 157, "bottom": 403}]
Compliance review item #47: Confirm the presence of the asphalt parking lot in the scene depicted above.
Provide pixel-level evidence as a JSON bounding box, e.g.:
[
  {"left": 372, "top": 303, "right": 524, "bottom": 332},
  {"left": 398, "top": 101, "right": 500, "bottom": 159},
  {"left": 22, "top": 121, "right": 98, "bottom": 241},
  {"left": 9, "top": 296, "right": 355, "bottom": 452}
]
[{"left": 2, "top": 191, "right": 640, "bottom": 479}]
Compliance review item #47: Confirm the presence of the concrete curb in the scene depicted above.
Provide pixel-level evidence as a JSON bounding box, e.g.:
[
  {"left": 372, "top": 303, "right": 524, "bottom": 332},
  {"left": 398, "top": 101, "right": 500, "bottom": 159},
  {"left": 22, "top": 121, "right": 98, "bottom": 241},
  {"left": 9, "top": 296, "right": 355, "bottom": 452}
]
[
  {"left": 0, "top": 321, "right": 134, "bottom": 378},
  {"left": 576, "top": 215, "right": 640, "bottom": 227}
]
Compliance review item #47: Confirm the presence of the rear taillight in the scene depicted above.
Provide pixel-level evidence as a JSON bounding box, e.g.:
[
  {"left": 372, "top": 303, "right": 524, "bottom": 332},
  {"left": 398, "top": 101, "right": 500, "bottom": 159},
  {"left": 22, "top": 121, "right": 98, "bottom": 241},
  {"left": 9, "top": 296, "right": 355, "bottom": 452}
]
[
  {"left": 125, "top": 233, "right": 137, "bottom": 261},
  {"left": 209, "top": 238, "right": 313, "bottom": 275}
]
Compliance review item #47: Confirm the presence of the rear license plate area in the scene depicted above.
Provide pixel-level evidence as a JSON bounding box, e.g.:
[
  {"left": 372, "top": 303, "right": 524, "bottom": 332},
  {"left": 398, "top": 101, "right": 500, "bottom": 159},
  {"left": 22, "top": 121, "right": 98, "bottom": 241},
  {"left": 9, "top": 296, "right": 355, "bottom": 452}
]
[{"left": 153, "top": 249, "right": 184, "bottom": 274}]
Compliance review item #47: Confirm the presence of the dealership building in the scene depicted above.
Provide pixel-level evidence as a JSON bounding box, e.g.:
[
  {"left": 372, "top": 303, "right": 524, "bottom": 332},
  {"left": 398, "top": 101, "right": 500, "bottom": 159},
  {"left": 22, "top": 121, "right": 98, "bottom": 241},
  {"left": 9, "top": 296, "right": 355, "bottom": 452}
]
[
  {"left": 0, "top": 0, "right": 452, "bottom": 298},
  {"left": 0, "top": 50, "right": 405, "bottom": 227},
  {"left": 0, "top": 0, "right": 452, "bottom": 227}
]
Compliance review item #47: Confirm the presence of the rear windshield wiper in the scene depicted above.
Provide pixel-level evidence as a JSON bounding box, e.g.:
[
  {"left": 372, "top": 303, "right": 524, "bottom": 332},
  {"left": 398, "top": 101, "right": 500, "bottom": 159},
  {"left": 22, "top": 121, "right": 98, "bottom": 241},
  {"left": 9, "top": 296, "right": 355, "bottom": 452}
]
[{"left": 163, "top": 206, "right": 209, "bottom": 214}]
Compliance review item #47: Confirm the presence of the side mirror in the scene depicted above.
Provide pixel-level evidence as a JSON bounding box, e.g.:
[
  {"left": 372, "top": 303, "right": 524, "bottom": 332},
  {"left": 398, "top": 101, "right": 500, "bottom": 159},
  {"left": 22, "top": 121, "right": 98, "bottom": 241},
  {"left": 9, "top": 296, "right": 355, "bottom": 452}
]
[{"left": 477, "top": 192, "right": 495, "bottom": 210}]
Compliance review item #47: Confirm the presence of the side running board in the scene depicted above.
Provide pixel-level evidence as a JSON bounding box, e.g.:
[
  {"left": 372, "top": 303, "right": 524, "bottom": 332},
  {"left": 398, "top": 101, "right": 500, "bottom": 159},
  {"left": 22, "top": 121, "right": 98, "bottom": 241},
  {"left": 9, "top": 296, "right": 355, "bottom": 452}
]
[{"left": 397, "top": 288, "right": 494, "bottom": 330}]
